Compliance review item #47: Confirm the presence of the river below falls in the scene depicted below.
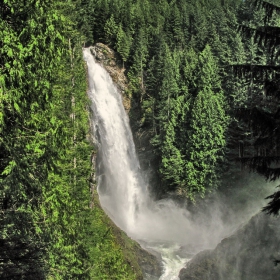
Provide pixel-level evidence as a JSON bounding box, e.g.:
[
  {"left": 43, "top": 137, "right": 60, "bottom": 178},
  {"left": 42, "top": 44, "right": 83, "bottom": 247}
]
[{"left": 142, "top": 241, "right": 191, "bottom": 280}]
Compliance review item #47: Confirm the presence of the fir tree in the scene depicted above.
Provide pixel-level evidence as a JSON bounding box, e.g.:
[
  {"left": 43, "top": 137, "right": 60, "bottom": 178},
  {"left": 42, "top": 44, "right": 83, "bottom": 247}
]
[
  {"left": 186, "top": 46, "right": 228, "bottom": 199},
  {"left": 233, "top": 0, "right": 280, "bottom": 215}
]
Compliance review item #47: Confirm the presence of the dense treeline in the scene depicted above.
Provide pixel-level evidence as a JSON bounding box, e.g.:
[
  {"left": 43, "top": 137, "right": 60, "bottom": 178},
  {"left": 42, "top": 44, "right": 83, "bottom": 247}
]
[
  {"left": 79, "top": 0, "right": 280, "bottom": 201},
  {"left": 78, "top": 0, "right": 251, "bottom": 198},
  {"left": 0, "top": 1, "right": 139, "bottom": 279},
  {"left": 2, "top": 0, "right": 280, "bottom": 278},
  {"left": 232, "top": 0, "right": 280, "bottom": 216}
]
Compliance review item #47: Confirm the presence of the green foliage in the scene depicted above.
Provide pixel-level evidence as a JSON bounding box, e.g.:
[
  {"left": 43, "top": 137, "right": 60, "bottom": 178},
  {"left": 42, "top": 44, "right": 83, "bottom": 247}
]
[
  {"left": 40, "top": 42, "right": 137, "bottom": 280},
  {"left": 75, "top": 0, "right": 240, "bottom": 198},
  {"left": 150, "top": 45, "right": 184, "bottom": 189},
  {"left": 185, "top": 46, "right": 228, "bottom": 198},
  {"left": 127, "top": 27, "right": 149, "bottom": 98},
  {"left": 0, "top": 1, "right": 140, "bottom": 279},
  {"left": 104, "top": 15, "right": 118, "bottom": 46},
  {"left": 148, "top": 45, "right": 228, "bottom": 198},
  {"left": 232, "top": 0, "right": 280, "bottom": 217},
  {"left": 116, "top": 25, "right": 132, "bottom": 64},
  {"left": 4, "top": 2, "right": 273, "bottom": 278},
  {"left": 0, "top": 0, "right": 68, "bottom": 278}
]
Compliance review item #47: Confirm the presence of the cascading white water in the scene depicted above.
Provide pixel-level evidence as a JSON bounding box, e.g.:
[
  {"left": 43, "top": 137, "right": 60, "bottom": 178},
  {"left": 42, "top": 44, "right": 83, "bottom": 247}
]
[
  {"left": 83, "top": 47, "right": 192, "bottom": 278},
  {"left": 83, "top": 47, "right": 274, "bottom": 279},
  {"left": 83, "top": 47, "right": 148, "bottom": 234}
]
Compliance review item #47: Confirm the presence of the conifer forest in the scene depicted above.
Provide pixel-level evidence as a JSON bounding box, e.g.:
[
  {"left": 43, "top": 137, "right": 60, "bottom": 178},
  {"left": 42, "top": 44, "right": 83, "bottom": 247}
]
[{"left": 1, "top": 0, "right": 280, "bottom": 279}]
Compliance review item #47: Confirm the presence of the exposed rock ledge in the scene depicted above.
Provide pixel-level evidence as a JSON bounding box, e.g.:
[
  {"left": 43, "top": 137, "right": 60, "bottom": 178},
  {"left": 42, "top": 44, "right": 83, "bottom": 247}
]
[{"left": 89, "top": 43, "right": 131, "bottom": 112}]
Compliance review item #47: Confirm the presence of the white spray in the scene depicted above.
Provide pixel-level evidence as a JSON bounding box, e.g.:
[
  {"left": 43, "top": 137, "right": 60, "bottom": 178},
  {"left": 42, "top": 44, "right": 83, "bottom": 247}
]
[{"left": 83, "top": 47, "right": 275, "bottom": 279}]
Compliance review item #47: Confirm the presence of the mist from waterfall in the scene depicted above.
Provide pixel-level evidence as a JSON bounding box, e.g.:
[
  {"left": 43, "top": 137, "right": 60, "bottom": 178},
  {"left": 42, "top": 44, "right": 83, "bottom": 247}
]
[
  {"left": 83, "top": 47, "right": 276, "bottom": 279},
  {"left": 83, "top": 47, "right": 197, "bottom": 244}
]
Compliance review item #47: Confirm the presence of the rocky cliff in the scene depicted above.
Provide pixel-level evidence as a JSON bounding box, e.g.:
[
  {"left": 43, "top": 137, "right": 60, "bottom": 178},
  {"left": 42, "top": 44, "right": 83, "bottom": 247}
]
[{"left": 89, "top": 43, "right": 130, "bottom": 111}]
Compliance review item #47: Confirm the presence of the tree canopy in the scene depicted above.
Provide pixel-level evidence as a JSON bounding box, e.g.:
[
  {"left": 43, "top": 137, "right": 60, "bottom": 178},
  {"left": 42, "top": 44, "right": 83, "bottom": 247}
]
[
  {"left": 232, "top": 0, "right": 280, "bottom": 216},
  {"left": 2, "top": 0, "right": 280, "bottom": 278}
]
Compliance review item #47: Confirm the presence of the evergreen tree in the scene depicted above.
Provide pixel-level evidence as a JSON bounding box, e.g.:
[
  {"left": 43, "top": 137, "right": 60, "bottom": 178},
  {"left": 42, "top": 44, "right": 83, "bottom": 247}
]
[
  {"left": 104, "top": 15, "right": 118, "bottom": 46},
  {"left": 164, "top": 1, "right": 184, "bottom": 48},
  {"left": 233, "top": 0, "right": 280, "bottom": 215},
  {"left": 185, "top": 46, "right": 228, "bottom": 199},
  {"left": 0, "top": 0, "right": 68, "bottom": 277},
  {"left": 116, "top": 25, "right": 132, "bottom": 67},
  {"left": 127, "top": 27, "right": 149, "bottom": 97},
  {"left": 154, "top": 46, "right": 184, "bottom": 190}
]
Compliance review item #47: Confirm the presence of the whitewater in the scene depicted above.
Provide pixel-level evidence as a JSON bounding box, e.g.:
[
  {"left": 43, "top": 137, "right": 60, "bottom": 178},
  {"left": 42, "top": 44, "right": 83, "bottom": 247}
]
[{"left": 83, "top": 47, "right": 272, "bottom": 279}]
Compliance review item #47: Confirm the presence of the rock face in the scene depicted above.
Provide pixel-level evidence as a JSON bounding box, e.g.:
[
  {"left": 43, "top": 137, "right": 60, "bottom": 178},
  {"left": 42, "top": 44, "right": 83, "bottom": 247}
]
[
  {"left": 89, "top": 43, "right": 130, "bottom": 111},
  {"left": 179, "top": 212, "right": 280, "bottom": 280},
  {"left": 109, "top": 219, "right": 163, "bottom": 279}
]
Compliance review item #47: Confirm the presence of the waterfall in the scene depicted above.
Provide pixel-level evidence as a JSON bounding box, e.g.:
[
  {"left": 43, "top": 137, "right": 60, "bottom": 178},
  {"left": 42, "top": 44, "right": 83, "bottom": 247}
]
[
  {"left": 83, "top": 47, "right": 147, "bottom": 234},
  {"left": 83, "top": 47, "right": 195, "bottom": 241},
  {"left": 83, "top": 47, "right": 192, "bottom": 278},
  {"left": 82, "top": 47, "right": 272, "bottom": 279}
]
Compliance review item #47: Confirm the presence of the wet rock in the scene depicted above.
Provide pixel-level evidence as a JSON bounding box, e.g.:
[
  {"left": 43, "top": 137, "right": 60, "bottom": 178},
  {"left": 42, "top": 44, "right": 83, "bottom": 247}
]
[
  {"left": 89, "top": 43, "right": 130, "bottom": 111},
  {"left": 135, "top": 244, "right": 163, "bottom": 279},
  {"left": 109, "top": 225, "right": 163, "bottom": 279}
]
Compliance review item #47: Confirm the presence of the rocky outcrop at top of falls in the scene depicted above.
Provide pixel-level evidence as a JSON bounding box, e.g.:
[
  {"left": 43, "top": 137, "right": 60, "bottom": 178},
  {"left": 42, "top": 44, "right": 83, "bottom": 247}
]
[
  {"left": 88, "top": 43, "right": 131, "bottom": 112},
  {"left": 179, "top": 212, "right": 280, "bottom": 280}
]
